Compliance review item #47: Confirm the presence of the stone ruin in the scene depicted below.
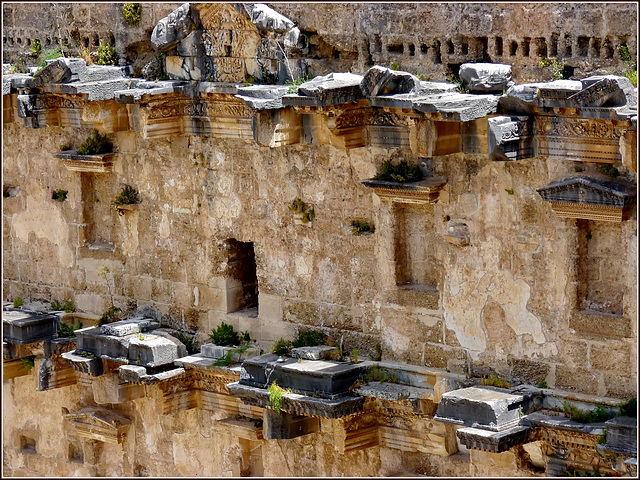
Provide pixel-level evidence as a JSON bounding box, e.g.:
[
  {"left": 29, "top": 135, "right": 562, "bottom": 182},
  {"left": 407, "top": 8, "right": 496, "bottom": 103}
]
[{"left": 2, "top": 2, "right": 637, "bottom": 478}]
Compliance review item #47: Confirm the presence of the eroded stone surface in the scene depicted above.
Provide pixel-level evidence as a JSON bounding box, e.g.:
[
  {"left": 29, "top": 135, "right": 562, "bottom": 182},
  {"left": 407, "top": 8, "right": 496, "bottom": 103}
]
[{"left": 459, "top": 63, "right": 514, "bottom": 93}]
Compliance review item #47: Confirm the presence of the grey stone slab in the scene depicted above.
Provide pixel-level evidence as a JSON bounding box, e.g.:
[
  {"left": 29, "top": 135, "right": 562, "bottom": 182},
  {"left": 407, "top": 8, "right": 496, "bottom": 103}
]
[
  {"left": 263, "top": 408, "right": 320, "bottom": 440},
  {"left": 227, "top": 381, "right": 365, "bottom": 419},
  {"left": 200, "top": 343, "right": 232, "bottom": 359},
  {"left": 114, "top": 81, "right": 190, "bottom": 103},
  {"left": 520, "top": 411, "right": 607, "bottom": 435},
  {"left": 456, "top": 425, "right": 530, "bottom": 452},
  {"left": 61, "top": 350, "right": 103, "bottom": 376},
  {"left": 434, "top": 386, "right": 525, "bottom": 432},
  {"left": 177, "top": 31, "right": 204, "bottom": 57},
  {"left": 536, "top": 175, "right": 636, "bottom": 209},
  {"left": 100, "top": 318, "right": 158, "bottom": 337},
  {"left": 603, "top": 416, "right": 637, "bottom": 454},
  {"left": 33, "top": 57, "right": 88, "bottom": 84},
  {"left": 240, "top": 353, "right": 368, "bottom": 399},
  {"left": 118, "top": 364, "right": 185, "bottom": 383},
  {"left": 459, "top": 63, "right": 514, "bottom": 93},
  {"left": 151, "top": 3, "right": 194, "bottom": 53},
  {"left": 356, "top": 382, "right": 434, "bottom": 403},
  {"left": 173, "top": 353, "right": 219, "bottom": 369},
  {"left": 360, "top": 65, "right": 420, "bottom": 97},
  {"left": 235, "top": 85, "right": 289, "bottom": 110},
  {"left": 290, "top": 72, "right": 364, "bottom": 105},
  {"left": 290, "top": 346, "right": 337, "bottom": 360},
  {"left": 413, "top": 93, "right": 499, "bottom": 122},
  {"left": 581, "top": 75, "right": 637, "bottom": 108},
  {"left": 47, "top": 79, "right": 134, "bottom": 102},
  {"left": 488, "top": 115, "right": 534, "bottom": 161},
  {"left": 500, "top": 80, "right": 582, "bottom": 113},
  {"left": 2, "top": 309, "right": 58, "bottom": 345},
  {"left": 80, "top": 65, "right": 132, "bottom": 83},
  {"left": 7, "top": 74, "right": 40, "bottom": 90}
]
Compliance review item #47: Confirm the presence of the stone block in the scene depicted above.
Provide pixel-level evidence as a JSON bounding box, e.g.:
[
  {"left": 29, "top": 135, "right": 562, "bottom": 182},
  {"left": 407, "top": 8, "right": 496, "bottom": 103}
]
[
  {"left": 61, "top": 350, "right": 103, "bottom": 376},
  {"left": 151, "top": 3, "right": 194, "bottom": 53},
  {"left": 602, "top": 416, "right": 637, "bottom": 455},
  {"left": 360, "top": 65, "right": 420, "bottom": 97},
  {"left": 245, "top": 3, "right": 294, "bottom": 33},
  {"left": 2, "top": 310, "right": 57, "bottom": 345},
  {"left": 91, "top": 372, "right": 145, "bottom": 404},
  {"left": 127, "top": 331, "right": 185, "bottom": 367},
  {"left": 263, "top": 409, "right": 319, "bottom": 440},
  {"left": 289, "top": 72, "right": 364, "bottom": 106},
  {"left": 459, "top": 63, "right": 514, "bottom": 93},
  {"left": 290, "top": 346, "right": 337, "bottom": 360},
  {"left": 434, "top": 386, "right": 525, "bottom": 432},
  {"left": 487, "top": 116, "right": 534, "bottom": 161},
  {"left": 457, "top": 425, "right": 530, "bottom": 452},
  {"left": 100, "top": 317, "right": 158, "bottom": 337},
  {"left": 413, "top": 93, "right": 499, "bottom": 122}
]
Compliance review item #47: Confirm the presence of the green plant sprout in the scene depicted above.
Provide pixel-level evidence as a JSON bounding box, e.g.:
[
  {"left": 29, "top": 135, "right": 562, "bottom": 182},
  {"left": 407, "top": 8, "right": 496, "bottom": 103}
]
[
  {"left": 19, "top": 356, "right": 36, "bottom": 372},
  {"left": 374, "top": 159, "right": 423, "bottom": 183},
  {"left": 78, "top": 130, "right": 113, "bottom": 155},
  {"left": 97, "top": 40, "right": 119, "bottom": 66},
  {"left": 267, "top": 381, "right": 291, "bottom": 414},
  {"left": 13, "top": 297, "right": 24, "bottom": 308},
  {"left": 123, "top": 3, "right": 142, "bottom": 26},
  {"left": 51, "top": 189, "right": 68, "bottom": 202},
  {"left": 51, "top": 299, "right": 76, "bottom": 313},
  {"left": 351, "top": 220, "right": 375, "bottom": 236},
  {"left": 112, "top": 185, "right": 140, "bottom": 206},
  {"left": 289, "top": 198, "right": 315, "bottom": 223}
]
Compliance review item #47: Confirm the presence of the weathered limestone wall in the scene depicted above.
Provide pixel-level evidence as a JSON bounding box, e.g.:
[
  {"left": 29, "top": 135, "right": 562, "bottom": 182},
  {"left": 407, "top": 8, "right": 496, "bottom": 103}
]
[
  {"left": 3, "top": 117, "right": 637, "bottom": 398},
  {"left": 2, "top": 3, "right": 637, "bottom": 82}
]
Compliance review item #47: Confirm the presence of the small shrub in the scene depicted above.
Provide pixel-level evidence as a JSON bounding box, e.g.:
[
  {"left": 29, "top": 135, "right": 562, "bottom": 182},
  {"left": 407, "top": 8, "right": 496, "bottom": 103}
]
[
  {"left": 99, "top": 306, "right": 121, "bottom": 326},
  {"left": 535, "top": 380, "right": 548, "bottom": 389},
  {"left": 213, "top": 344, "right": 251, "bottom": 367},
  {"left": 209, "top": 322, "right": 240, "bottom": 346},
  {"left": 623, "top": 68, "right": 637, "bottom": 87},
  {"left": 51, "top": 189, "right": 68, "bottom": 202},
  {"left": 351, "top": 220, "right": 375, "bottom": 236},
  {"left": 271, "top": 338, "right": 293, "bottom": 356},
  {"left": 374, "top": 159, "right": 423, "bottom": 183},
  {"left": 352, "top": 348, "right": 359, "bottom": 363},
  {"left": 80, "top": 351, "right": 96, "bottom": 359},
  {"left": 19, "top": 356, "right": 36, "bottom": 372},
  {"left": 289, "top": 198, "right": 315, "bottom": 223},
  {"left": 175, "top": 331, "right": 199, "bottom": 355},
  {"left": 617, "top": 398, "right": 637, "bottom": 418},
  {"left": 596, "top": 431, "right": 607, "bottom": 445},
  {"left": 619, "top": 45, "right": 632, "bottom": 63},
  {"left": 38, "top": 47, "right": 64, "bottom": 70},
  {"left": 539, "top": 57, "right": 566, "bottom": 80},
  {"left": 78, "top": 130, "right": 113, "bottom": 155},
  {"left": 563, "top": 402, "right": 611, "bottom": 423},
  {"left": 364, "top": 363, "right": 398, "bottom": 384},
  {"left": 97, "top": 40, "right": 119, "bottom": 66},
  {"left": 112, "top": 185, "right": 140, "bottom": 206},
  {"left": 599, "top": 164, "right": 619, "bottom": 178},
  {"left": 481, "top": 375, "right": 511, "bottom": 389},
  {"left": 30, "top": 39, "right": 41, "bottom": 56},
  {"left": 292, "top": 330, "right": 326, "bottom": 348},
  {"left": 123, "top": 3, "right": 142, "bottom": 26},
  {"left": 284, "top": 76, "right": 311, "bottom": 94},
  {"left": 390, "top": 62, "right": 400, "bottom": 71},
  {"left": 51, "top": 299, "right": 76, "bottom": 313},
  {"left": 267, "top": 381, "right": 291, "bottom": 414},
  {"left": 57, "top": 320, "right": 83, "bottom": 338},
  {"left": 13, "top": 297, "right": 24, "bottom": 308}
]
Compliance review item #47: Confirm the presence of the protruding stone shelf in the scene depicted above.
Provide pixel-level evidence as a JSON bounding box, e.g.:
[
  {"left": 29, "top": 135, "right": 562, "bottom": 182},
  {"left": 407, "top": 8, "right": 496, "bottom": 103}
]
[
  {"left": 456, "top": 425, "right": 530, "bottom": 453},
  {"left": 536, "top": 175, "right": 636, "bottom": 222},
  {"left": 2, "top": 309, "right": 58, "bottom": 345},
  {"left": 361, "top": 177, "right": 447, "bottom": 204},
  {"left": 114, "top": 202, "right": 140, "bottom": 215},
  {"left": 55, "top": 151, "right": 116, "bottom": 173}
]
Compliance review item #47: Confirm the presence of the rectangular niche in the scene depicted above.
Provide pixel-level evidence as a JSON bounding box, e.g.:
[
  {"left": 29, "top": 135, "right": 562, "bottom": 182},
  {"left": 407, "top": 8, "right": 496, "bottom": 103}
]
[
  {"left": 575, "top": 219, "right": 625, "bottom": 316},
  {"left": 225, "top": 239, "right": 259, "bottom": 317},
  {"left": 79, "top": 173, "right": 116, "bottom": 252},
  {"left": 393, "top": 203, "right": 442, "bottom": 309}
]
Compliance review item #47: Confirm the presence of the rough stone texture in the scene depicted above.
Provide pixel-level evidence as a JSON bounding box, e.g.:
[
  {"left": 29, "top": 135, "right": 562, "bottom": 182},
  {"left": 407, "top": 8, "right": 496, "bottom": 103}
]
[
  {"left": 150, "top": 3, "right": 194, "bottom": 53},
  {"left": 360, "top": 65, "right": 420, "bottom": 97},
  {"left": 459, "top": 63, "right": 514, "bottom": 93}
]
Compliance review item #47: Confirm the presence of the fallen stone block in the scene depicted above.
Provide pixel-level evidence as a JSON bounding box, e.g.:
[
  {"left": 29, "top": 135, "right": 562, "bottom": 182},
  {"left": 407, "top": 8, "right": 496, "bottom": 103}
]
[
  {"left": 33, "top": 57, "right": 87, "bottom": 84},
  {"left": 244, "top": 3, "right": 294, "bottom": 33},
  {"left": 434, "top": 386, "right": 525, "bottom": 431},
  {"left": 290, "top": 346, "right": 337, "bottom": 360},
  {"left": 456, "top": 425, "right": 530, "bottom": 452},
  {"left": 600, "top": 416, "right": 637, "bottom": 456},
  {"left": 151, "top": 3, "right": 195, "bottom": 53},
  {"left": 459, "top": 63, "right": 514, "bottom": 93},
  {"left": 487, "top": 115, "right": 534, "bottom": 161},
  {"left": 360, "top": 65, "right": 420, "bottom": 97},
  {"left": 61, "top": 350, "right": 104, "bottom": 376},
  {"left": 413, "top": 93, "right": 499, "bottom": 122},
  {"left": 285, "top": 72, "right": 364, "bottom": 106}
]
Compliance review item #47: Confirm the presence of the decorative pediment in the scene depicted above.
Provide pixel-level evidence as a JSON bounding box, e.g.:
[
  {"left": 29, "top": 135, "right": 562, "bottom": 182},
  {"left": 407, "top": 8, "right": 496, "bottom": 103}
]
[
  {"left": 64, "top": 407, "right": 131, "bottom": 444},
  {"left": 361, "top": 177, "right": 447, "bottom": 205},
  {"left": 537, "top": 175, "right": 636, "bottom": 222}
]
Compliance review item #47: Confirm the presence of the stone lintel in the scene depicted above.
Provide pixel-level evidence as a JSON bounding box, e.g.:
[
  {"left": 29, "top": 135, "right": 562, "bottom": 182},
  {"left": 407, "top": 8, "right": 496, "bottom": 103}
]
[
  {"left": 456, "top": 425, "right": 530, "bottom": 452},
  {"left": 56, "top": 151, "right": 117, "bottom": 173},
  {"left": 360, "top": 177, "right": 447, "bottom": 205}
]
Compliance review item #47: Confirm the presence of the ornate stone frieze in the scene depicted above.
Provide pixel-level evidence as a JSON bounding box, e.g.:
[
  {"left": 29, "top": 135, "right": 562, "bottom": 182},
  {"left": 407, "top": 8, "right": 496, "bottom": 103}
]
[
  {"left": 64, "top": 407, "right": 131, "bottom": 445},
  {"left": 536, "top": 175, "right": 636, "bottom": 222},
  {"left": 488, "top": 116, "right": 534, "bottom": 161}
]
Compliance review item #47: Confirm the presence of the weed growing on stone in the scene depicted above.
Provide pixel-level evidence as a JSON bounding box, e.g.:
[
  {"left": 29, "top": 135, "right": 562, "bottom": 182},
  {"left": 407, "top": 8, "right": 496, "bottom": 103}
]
[
  {"left": 285, "top": 76, "right": 311, "bottom": 94},
  {"left": 19, "top": 356, "right": 36, "bottom": 372},
  {"left": 80, "top": 351, "right": 96, "bottom": 359},
  {"left": 617, "top": 397, "right": 636, "bottom": 418},
  {"left": 51, "top": 299, "right": 76, "bottom": 313},
  {"left": 51, "top": 189, "right": 68, "bottom": 202},
  {"left": 374, "top": 159, "right": 423, "bottom": 183},
  {"left": 30, "top": 39, "right": 41, "bottom": 57},
  {"left": 563, "top": 401, "right": 611, "bottom": 423},
  {"left": 213, "top": 344, "right": 251, "bottom": 367},
  {"left": 535, "top": 380, "right": 548, "bottom": 389},
  {"left": 98, "top": 266, "right": 121, "bottom": 325},
  {"left": 112, "top": 185, "right": 140, "bottom": 206},
  {"left": 539, "top": 58, "right": 566, "bottom": 80},
  {"left": 97, "top": 40, "right": 119, "bottom": 65},
  {"left": 351, "top": 220, "right": 375, "bottom": 236},
  {"left": 175, "top": 331, "right": 199, "bottom": 355},
  {"left": 596, "top": 431, "right": 607, "bottom": 445},
  {"left": 123, "top": 3, "right": 142, "bottom": 26},
  {"left": 57, "top": 320, "right": 83, "bottom": 338},
  {"left": 272, "top": 338, "right": 293, "bottom": 356},
  {"left": 267, "top": 381, "right": 291, "bottom": 414},
  {"left": 78, "top": 130, "right": 113, "bottom": 155},
  {"left": 481, "top": 374, "right": 511, "bottom": 389},
  {"left": 13, "top": 297, "right": 24, "bottom": 308},
  {"left": 505, "top": 188, "right": 515, "bottom": 195},
  {"left": 599, "top": 164, "right": 619, "bottom": 178},
  {"left": 210, "top": 322, "right": 241, "bottom": 346},
  {"left": 292, "top": 330, "right": 326, "bottom": 348},
  {"left": 289, "top": 198, "right": 315, "bottom": 223},
  {"left": 390, "top": 62, "right": 400, "bottom": 71},
  {"left": 352, "top": 348, "right": 359, "bottom": 363}
]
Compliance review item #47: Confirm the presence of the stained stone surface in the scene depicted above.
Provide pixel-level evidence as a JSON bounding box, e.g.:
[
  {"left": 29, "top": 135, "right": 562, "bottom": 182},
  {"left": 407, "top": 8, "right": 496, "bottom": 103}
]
[
  {"left": 285, "top": 72, "right": 364, "bottom": 106},
  {"left": 459, "top": 63, "right": 514, "bottom": 93},
  {"left": 434, "top": 386, "right": 525, "bottom": 431},
  {"left": 244, "top": 3, "right": 294, "bottom": 32},
  {"left": 2, "top": 309, "right": 58, "bottom": 345}
]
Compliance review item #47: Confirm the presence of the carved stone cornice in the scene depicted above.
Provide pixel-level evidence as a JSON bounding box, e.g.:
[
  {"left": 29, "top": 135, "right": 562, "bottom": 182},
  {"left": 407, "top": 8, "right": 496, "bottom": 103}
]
[
  {"left": 64, "top": 407, "right": 131, "bottom": 445},
  {"left": 361, "top": 177, "right": 447, "bottom": 205}
]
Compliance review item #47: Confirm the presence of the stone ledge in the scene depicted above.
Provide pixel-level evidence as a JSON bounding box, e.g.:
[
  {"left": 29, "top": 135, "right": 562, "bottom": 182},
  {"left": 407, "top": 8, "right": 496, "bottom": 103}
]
[
  {"left": 55, "top": 151, "right": 117, "bottom": 173},
  {"left": 227, "top": 381, "right": 365, "bottom": 419},
  {"left": 456, "top": 425, "right": 530, "bottom": 453},
  {"left": 361, "top": 177, "right": 447, "bottom": 204}
]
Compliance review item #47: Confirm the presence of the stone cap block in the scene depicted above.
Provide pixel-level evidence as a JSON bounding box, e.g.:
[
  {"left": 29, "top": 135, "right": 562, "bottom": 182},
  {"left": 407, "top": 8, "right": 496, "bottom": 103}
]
[
  {"left": 459, "top": 63, "right": 514, "bottom": 93},
  {"left": 2, "top": 309, "right": 58, "bottom": 345},
  {"left": 360, "top": 65, "right": 420, "bottom": 97},
  {"left": 520, "top": 411, "right": 606, "bottom": 435},
  {"left": 456, "top": 425, "right": 530, "bottom": 452},
  {"left": 244, "top": 3, "right": 294, "bottom": 33},
  {"left": 289, "top": 72, "right": 364, "bottom": 105},
  {"left": 290, "top": 346, "right": 337, "bottom": 360},
  {"left": 119, "top": 364, "right": 185, "bottom": 383},
  {"left": 434, "top": 386, "right": 525, "bottom": 431},
  {"left": 151, "top": 3, "right": 194, "bottom": 53},
  {"left": 356, "top": 382, "right": 435, "bottom": 403},
  {"left": 61, "top": 350, "right": 104, "bottom": 376},
  {"left": 413, "top": 93, "right": 499, "bottom": 122},
  {"left": 100, "top": 318, "right": 158, "bottom": 336}
]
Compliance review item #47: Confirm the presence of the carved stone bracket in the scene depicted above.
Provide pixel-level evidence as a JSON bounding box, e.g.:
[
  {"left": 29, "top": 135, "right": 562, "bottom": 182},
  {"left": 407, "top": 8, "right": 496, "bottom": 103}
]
[
  {"left": 361, "top": 177, "right": 447, "bottom": 205},
  {"left": 64, "top": 407, "right": 131, "bottom": 445},
  {"left": 56, "top": 151, "right": 116, "bottom": 173}
]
